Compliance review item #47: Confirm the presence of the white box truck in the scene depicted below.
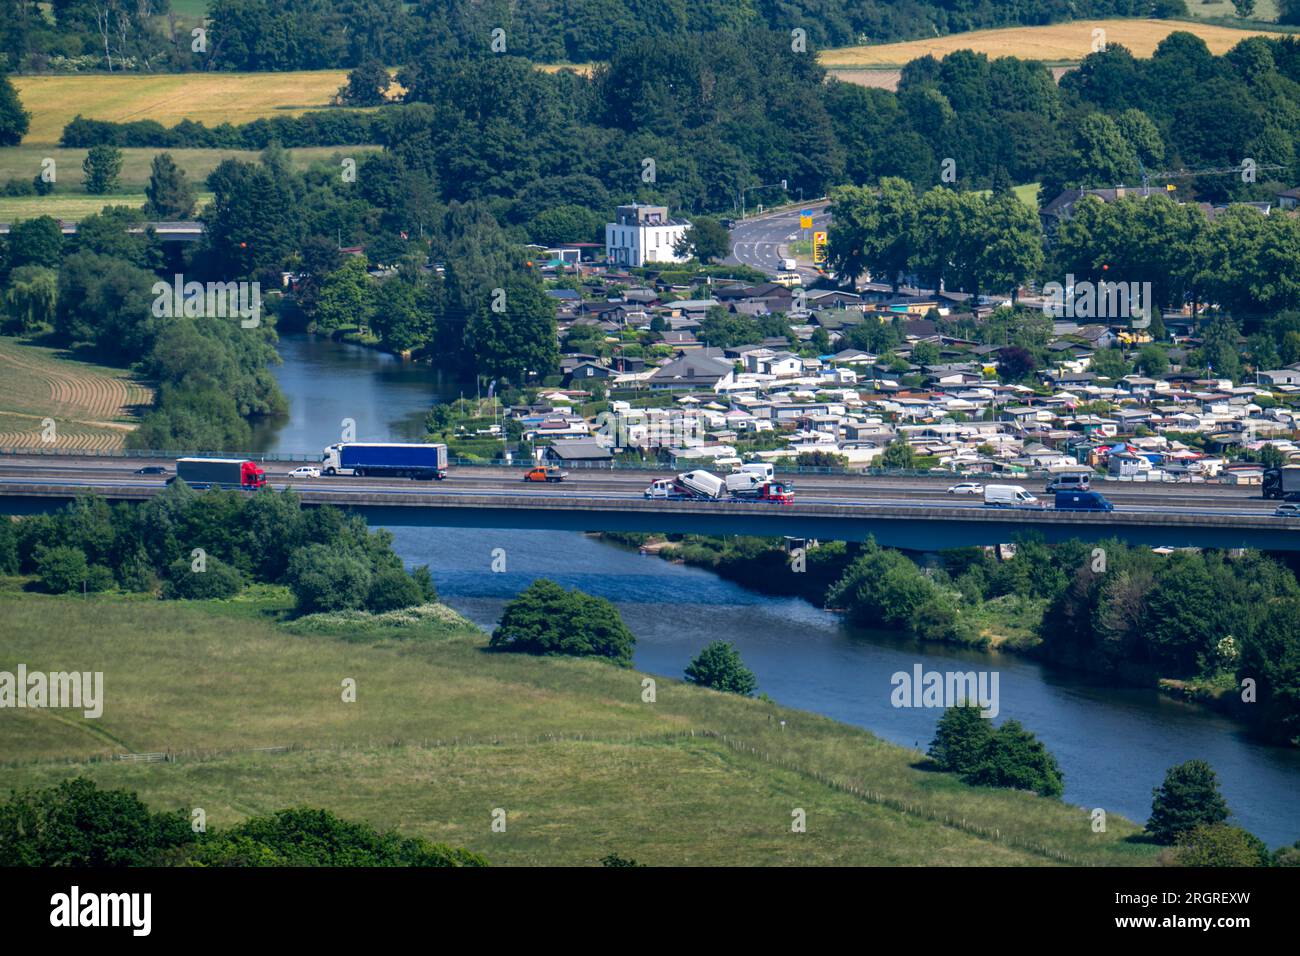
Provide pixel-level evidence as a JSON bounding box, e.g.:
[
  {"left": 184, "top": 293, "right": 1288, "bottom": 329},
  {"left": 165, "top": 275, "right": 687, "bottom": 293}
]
[
  {"left": 983, "top": 484, "right": 1042, "bottom": 508},
  {"left": 780, "top": 257, "right": 797, "bottom": 271}
]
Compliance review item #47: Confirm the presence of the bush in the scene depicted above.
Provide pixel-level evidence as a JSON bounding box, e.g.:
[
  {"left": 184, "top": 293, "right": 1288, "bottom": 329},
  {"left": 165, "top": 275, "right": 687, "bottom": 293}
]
[
  {"left": 161, "top": 555, "right": 243, "bottom": 600},
  {"left": 176, "top": 807, "right": 486, "bottom": 867},
  {"left": 366, "top": 568, "right": 424, "bottom": 613},
  {"left": 963, "top": 720, "right": 1065, "bottom": 798},
  {"left": 34, "top": 545, "right": 90, "bottom": 593},
  {"left": 489, "top": 579, "right": 635, "bottom": 665},
  {"left": 1172, "top": 823, "right": 1268, "bottom": 867},
  {"left": 684, "top": 640, "right": 757, "bottom": 695},
  {"left": 285, "top": 544, "right": 373, "bottom": 614}
]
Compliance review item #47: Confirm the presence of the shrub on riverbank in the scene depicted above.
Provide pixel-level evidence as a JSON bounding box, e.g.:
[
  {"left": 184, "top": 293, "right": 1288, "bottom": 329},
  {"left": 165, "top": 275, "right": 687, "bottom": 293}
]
[{"left": 490, "top": 578, "right": 636, "bottom": 665}]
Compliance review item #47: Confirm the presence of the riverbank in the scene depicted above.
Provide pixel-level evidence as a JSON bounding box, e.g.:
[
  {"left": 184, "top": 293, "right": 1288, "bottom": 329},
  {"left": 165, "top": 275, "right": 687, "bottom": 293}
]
[
  {"left": 609, "top": 533, "right": 1293, "bottom": 747},
  {"left": 0, "top": 586, "right": 1160, "bottom": 866}
]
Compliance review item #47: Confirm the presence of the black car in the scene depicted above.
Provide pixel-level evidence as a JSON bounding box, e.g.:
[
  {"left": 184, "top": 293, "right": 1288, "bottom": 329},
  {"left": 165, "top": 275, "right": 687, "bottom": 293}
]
[{"left": 134, "top": 465, "right": 170, "bottom": 475}]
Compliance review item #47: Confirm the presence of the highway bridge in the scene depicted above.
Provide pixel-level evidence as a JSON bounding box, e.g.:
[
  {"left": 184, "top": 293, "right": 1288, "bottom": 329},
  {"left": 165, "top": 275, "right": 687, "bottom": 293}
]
[
  {"left": 1, "top": 454, "right": 1298, "bottom": 551},
  {"left": 0, "top": 221, "right": 204, "bottom": 242}
]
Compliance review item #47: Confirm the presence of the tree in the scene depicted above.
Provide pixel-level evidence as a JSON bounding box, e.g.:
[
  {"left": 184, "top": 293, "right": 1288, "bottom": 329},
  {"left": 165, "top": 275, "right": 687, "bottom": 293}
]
[
  {"left": 313, "top": 256, "right": 375, "bottom": 333},
  {"left": 827, "top": 179, "right": 917, "bottom": 289},
  {"left": 1172, "top": 823, "right": 1267, "bottom": 867},
  {"left": 1136, "top": 345, "right": 1169, "bottom": 377},
  {"left": 284, "top": 543, "right": 373, "bottom": 614},
  {"left": 34, "top": 544, "right": 91, "bottom": 593},
  {"left": 965, "top": 720, "right": 1065, "bottom": 797},
  {"left": 996, "top": 345, "right": 1037, "bottom": 382},
  {"left": 144, "top": 152, "right": 197, "bottom": 219},
  {"left": 162, "top": 555, "right": 243, "bottom": 599},
  {"left": 7, "top": 216, "right": 63, "bottom": 269},
  {"left": 684, "top": 640, "right": 757, "bottom": 695},
  {"left": 928, "top": 704, "right": 994, "bottom": 774},
  {"left": 880, "top": 438, "right": 916, "bottom": 469},
  {"left": 0, "top": 71, "right": 30, "bottom": 146},
  {"left": 4, "top": 265, "right": 57, "bottom": 332},
  {"left": 675, "top": 217, "right": 730, "bottom": 264},
  {"left": 0, "top": 778, "right": 193, "bottom": 867},
  {"left": 1232, "top": 0, "right": 1256, "bottom": 18},
  {"left": 82, "top": 144, "right": 123, "bottom": 195},
  {"left": 1089, "top": 347, "right": 1130, "bottom": 379},
  {"left": 489, "top": 579, "right": 635, "bottom": 665},
  {"left": 1147, "top": 759, "right": 1230, "bottom": 844},
  {"left": 366, "top": 567, "right": 424, "bottom": 612},
  {"left": 341, "top": 59, "right": 392, "bottom": 107}
]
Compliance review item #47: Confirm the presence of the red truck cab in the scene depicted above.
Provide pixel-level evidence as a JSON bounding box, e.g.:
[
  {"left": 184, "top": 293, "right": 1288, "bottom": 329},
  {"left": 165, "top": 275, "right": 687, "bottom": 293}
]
[{"left": 241, "top": 461, "right": 267, "bottom": 489}]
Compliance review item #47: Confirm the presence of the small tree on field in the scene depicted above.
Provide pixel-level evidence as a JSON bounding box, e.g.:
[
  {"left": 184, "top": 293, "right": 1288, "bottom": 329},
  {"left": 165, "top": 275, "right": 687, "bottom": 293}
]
[
  {"left": 927, "top": 704, "right": 993, "bottom": 774},
  {"left": 1147, "top": 759, "right": 1230, "bottom": 845},
  {"left": 684, "top": 640, "right": 757, "bottom": 695},
  {"left": 82, "top": 145, "right": 123, "bottom": 195}
]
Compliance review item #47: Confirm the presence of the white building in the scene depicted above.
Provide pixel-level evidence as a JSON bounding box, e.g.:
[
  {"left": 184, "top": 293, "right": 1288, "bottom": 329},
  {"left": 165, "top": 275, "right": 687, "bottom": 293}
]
[{"left": 605, "top": 204, "right": 691, "bottom": 268}]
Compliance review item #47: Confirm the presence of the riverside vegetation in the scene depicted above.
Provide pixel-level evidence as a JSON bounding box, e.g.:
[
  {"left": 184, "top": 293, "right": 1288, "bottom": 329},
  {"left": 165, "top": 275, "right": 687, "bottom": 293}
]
[{"left": 622, "top": 533, "right": 1300, "bottom": 747}]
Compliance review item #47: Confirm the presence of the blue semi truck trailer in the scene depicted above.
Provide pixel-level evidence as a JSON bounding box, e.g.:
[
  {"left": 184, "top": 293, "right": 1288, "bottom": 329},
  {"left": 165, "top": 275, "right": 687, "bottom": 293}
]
[{"left": 320, "top": 442, "right": 448, "bottom": 480}]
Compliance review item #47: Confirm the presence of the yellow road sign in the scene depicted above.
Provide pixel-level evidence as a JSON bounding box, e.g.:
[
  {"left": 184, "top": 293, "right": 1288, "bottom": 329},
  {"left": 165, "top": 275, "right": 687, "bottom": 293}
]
[
  {"left": 799, "top": 215, "right": 812, "bottom": 229},
  {"left": 812, "top": 230, "right": 828, "bottom": 265}
]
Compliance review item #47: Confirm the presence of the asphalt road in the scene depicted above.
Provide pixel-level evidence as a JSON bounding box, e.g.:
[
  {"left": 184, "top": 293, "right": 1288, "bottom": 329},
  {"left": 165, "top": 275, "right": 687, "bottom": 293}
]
[
  {"left": 725, "top": 201, "right": 830, "bottom": 282},
  {"left": 0, "top": 455, "right": 1285, "bottom": 519}
]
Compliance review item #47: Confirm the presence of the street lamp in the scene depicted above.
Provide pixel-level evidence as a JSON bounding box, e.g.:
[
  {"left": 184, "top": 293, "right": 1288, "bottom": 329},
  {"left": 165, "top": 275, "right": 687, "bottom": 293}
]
[{"left": 740, "top": 180, "right": 789, "bottom": 220}]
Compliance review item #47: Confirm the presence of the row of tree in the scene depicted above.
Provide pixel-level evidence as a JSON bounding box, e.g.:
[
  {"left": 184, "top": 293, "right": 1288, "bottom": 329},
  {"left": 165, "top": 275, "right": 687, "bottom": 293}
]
[
  {"left": 0, "top": 778, "right": 485, "bottom": 867},
  {"left": 0, "top": 486, "right": 438, "bottom": 617}
]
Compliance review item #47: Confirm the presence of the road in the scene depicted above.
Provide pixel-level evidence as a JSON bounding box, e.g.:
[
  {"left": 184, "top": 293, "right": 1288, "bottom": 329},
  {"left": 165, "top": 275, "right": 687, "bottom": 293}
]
[
  {"left": 726, "top": 201, "right": 830, "bottom": 282},
  {"left": 0, "top": 454, "right": 1284, "bottom": 517}
]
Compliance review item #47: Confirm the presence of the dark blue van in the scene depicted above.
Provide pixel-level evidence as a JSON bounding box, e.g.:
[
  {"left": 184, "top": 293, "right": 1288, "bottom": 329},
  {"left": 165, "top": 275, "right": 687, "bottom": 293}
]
[{"left": 1055, "top": 490, "right": 1114, "bottom": 512}]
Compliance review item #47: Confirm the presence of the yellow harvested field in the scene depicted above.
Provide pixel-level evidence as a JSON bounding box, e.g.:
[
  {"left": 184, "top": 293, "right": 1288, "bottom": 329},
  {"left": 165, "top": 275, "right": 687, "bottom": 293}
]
[
  {"left": 0, "top": 337, "right": 152, "bottom": 451},
  {"left": 820, "top": 19, "right": 1287, "bottom": 67},
  {"left": 13, "top": 71, "right": 356, "bottom": 144}
]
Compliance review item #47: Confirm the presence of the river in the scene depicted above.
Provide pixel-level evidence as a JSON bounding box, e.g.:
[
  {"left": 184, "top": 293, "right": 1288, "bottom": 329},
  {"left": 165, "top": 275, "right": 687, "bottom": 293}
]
[{"left": 263, "top": 333, "right": 1300, "bottom": 847}]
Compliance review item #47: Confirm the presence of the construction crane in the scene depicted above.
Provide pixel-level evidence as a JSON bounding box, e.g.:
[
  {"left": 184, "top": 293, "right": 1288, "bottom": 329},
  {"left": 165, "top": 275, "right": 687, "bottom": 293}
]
[{"left": 1134, "top": 157, "right": 1287, "bottom": 196}]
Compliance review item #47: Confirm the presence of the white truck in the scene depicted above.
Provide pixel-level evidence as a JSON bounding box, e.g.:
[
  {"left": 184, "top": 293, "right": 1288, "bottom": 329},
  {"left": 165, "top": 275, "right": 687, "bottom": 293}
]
[
  {"left": 983, "top": 484, "right": 1042, "bottom": 508},
  {"left": 779, "top": 257, "right": 797, "bottom": 271}
]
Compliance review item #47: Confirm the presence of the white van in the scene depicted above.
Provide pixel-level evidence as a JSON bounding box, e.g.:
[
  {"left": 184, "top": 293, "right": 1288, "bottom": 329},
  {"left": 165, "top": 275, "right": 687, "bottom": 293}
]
[
  {"left": 984, "top": 484, "right": 1041, "bottom": 508},
  {"left": 733, "top": 462, "right": 775, "bottom": 482},
  {"left": 1045, "top": 472, "right": 1091, "bottom": 493}
]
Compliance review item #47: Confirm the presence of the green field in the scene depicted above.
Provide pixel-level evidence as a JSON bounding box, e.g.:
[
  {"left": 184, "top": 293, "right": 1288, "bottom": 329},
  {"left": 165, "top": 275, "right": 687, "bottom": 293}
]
[
  {"left": 0, "top": 145, "right": 376, "bottom": 190},
  {"left": 0, "top": 589, "right": 1161, "bottom": 866}
]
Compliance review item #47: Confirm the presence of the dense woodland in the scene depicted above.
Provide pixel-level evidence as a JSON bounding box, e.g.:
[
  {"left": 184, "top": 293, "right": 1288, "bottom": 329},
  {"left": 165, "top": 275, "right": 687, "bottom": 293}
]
[{"left": 0, "top": 0, "right": 1195, "bottom": 73}]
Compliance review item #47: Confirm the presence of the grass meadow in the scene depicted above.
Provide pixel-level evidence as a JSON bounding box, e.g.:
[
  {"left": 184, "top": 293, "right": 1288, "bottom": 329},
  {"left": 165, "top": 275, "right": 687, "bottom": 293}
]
[{"left": 0, "top": 588, "right": 1162, "bottom": 866}]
